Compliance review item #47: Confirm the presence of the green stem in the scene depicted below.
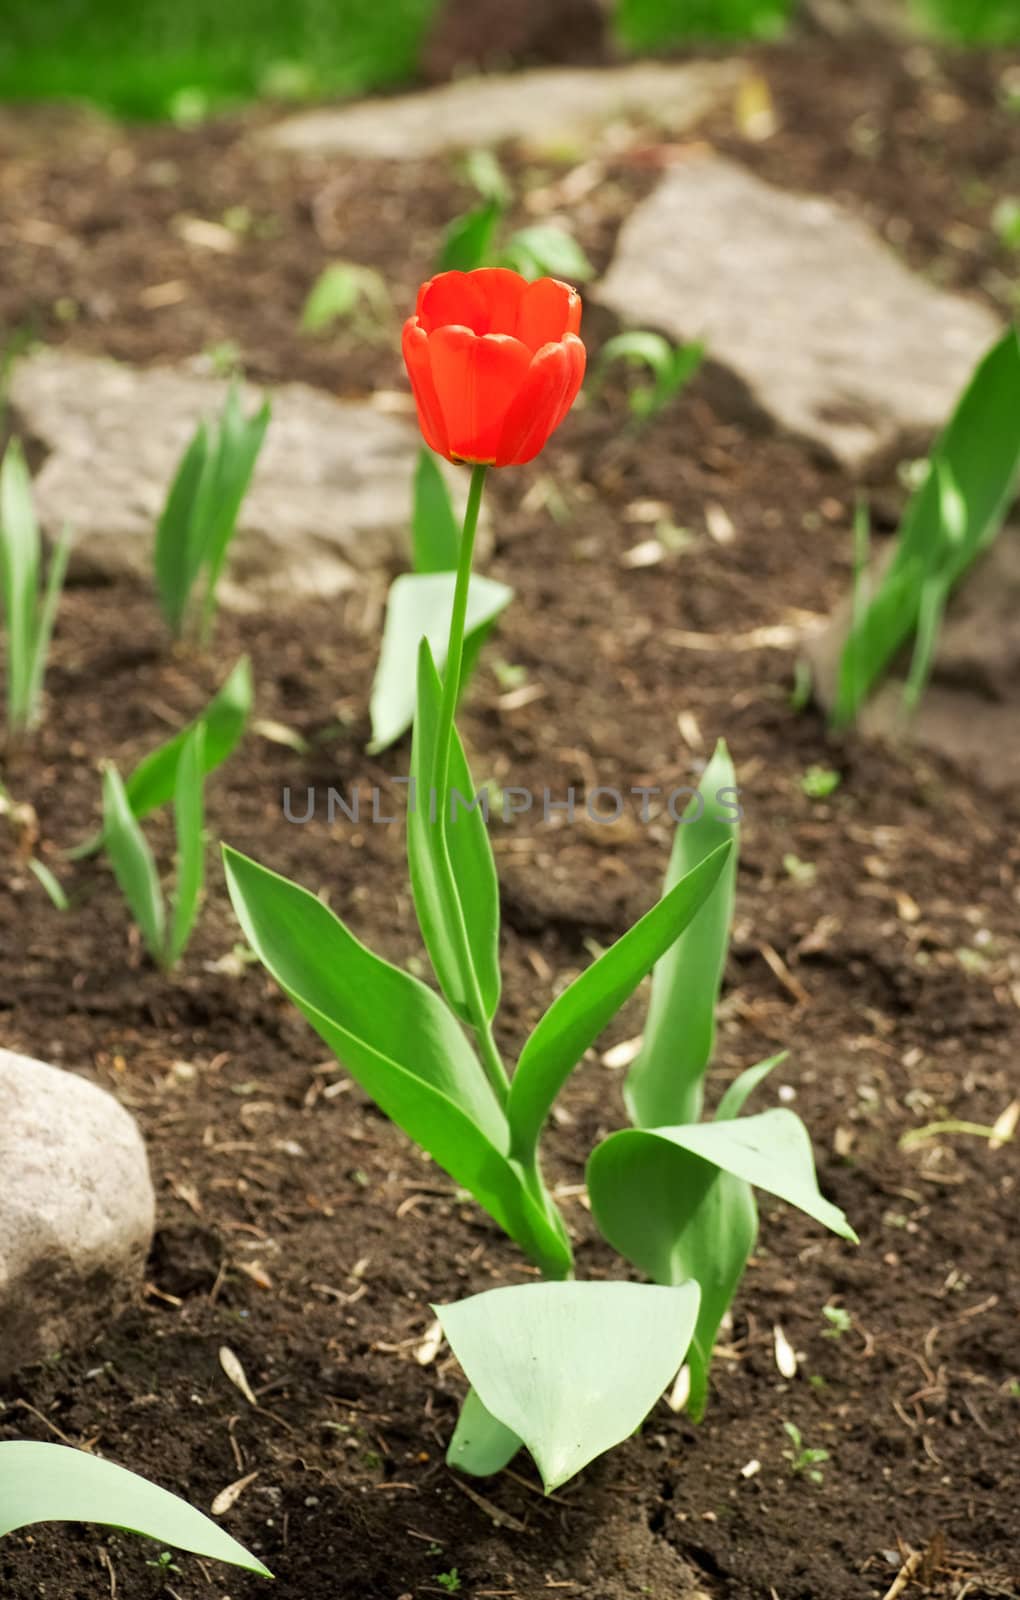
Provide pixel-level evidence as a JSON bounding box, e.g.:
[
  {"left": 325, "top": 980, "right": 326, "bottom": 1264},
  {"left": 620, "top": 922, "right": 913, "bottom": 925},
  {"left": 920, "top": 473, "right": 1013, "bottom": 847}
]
[{"left": 431, "top": 465, "right": 511, "bottom": 1104}]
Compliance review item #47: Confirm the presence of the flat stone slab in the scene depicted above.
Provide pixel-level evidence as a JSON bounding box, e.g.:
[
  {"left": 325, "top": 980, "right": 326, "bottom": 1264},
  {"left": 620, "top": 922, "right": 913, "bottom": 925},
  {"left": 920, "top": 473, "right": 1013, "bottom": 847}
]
[
  {"left": 260, "top": 61, "right": 745, "bottom": 160},
  {"left": 598, "top": 154, "right": 1001, "bottom": 471},
  {"left": 10, "top": 349, "right": 479, "bottom": 603},
  {"left": 805, "top": 527, "right": 1020, "bottom": 795},
  {"left": 0, "top": 1048, "right": 155, "bottom": 1378}
]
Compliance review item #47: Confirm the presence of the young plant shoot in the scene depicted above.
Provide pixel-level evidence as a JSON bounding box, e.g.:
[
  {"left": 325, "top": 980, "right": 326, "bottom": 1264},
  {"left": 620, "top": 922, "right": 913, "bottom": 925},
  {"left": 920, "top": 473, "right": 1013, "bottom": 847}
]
[
  {"left": 225, "top": 268, "right": 855, "bottom": 1492},
  {"left": 103, "top": 719, "right": 208, "bottom": 969},
  {"left": 0, "top": 1442, "right": 270, "bottom": 1577},
  {"left": 0, "top": 438, "right": 71, "bottom": 740},
  {"left": 154, "top": 383, "right": 270, "bottom": 645}
]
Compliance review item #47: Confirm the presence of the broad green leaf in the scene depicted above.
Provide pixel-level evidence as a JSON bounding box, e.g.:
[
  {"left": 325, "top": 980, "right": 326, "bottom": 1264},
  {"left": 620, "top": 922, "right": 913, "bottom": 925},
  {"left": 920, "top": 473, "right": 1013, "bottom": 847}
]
[
  {"left": 102, "top": 764, "right": 166, "bottom": 964},
  {"left": 408, "top": 638, "right": 501, "bottom": 1026},
  {"left": 625, "top": 741, "right": 739, "bottom": 1129},
  {"left": 592, "top": 1056, "right": 782, "bottom": 1419},
  {"left": 446, "top": 1387, "right": 522, "bottom": 1478},
  {"left": 0, "top": 1442, "right": 270, "bottom": 1575},
  {"left": 833, "top": 326, "right": 1020, "bottom": 727},
  {"left": 507, "top": 841, "right": 732, "bottom": 1164},
  {"left": 0, "top": 438, "right": 41, "bottom": 730},
  {"left": 223, "top": 847, "right": 570, "bottom": 1278},
  {"left": 368, "top": 571, "right": 512, "bottom": 754},
  {"left": 154, "top": 420, "right": 211, "bottom": 636},
  {"left": 412, "top": 449, "right": 460, "bottom": 574},
  {"left": 438, "top": 199, "right": 503, "bottom": 274},
  {"left": 435, "top": 1280, "right": 701, "bottom": 1492},
  {"left": 168, "top": 721, "right": 206, "bottom": 966},
  {"left": 500, "top": 225, "right": 594, "bottom": 284},
  {"left": 25, "top": 522, "right": 71, "bottom": 727}
]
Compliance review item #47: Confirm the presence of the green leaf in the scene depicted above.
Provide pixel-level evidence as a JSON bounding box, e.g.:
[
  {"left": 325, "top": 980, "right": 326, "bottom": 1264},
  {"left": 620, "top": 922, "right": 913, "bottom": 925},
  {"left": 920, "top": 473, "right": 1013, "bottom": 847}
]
[
  {"left": 507, "top": 841, "right": 732, "bottom": 1164},
  {"left": 412, "top": 449, "right": 461, "bottom": 574},
  {"left": 69, "top": 656, "right": 252, "bottom": 861},
  {"left": 300, "top": 263, "right": 390, "bottom": 334},
  {"left": 462, "top": 149, "right": 512, "bottom": 206},
  {"left": 438, "top": 199, "right": 503, "bottom": 274},
  {"left": 168, "top": 721, "right": 206, "bottom": 966},
  {"left": 713, "top": 1052, "right": 785, "bottom": 1122},
  {"left": 435, "top": 1280, "right": 701, "bottom": 1492},
  {"left": 102, "top": 764, "right": 166, "bottom": 964},
  {"left": 0, "top": 437, "right": 41, "bottom": 731},
  {"left": 222, "top": 847, "right": 570, "bottom": 1278},
  {"left": 202, "top": 388, "right": 271, "bottom": 601},
  {"left": 0, "top": 1442, "right": 271, "bottom": 1576},
  {"left": 833, "top": 326, "right": 1020, "bottom": 727},
  {"left": 625, "top": 740, "right": 739, "bottom": 1128},
  {"left": 407, "top": 638, "right": 502, "bottom": 1026},
  {"left": 28, "top": 856, "right": 69, "bottom": 911},
  {"left": 368, "top": 571, "right": 512, "bottom": 754},
  {"left": 446, "top": 1387, "right": 522, "bottom": 1478},
  {"left": 25, "top": 522, "right": 71, "bottom": 727},
  {"left": 588, "top": 1103, "right": 854, "bottom": 1419},
  {"left": 154, "top": 420, "right": 212, "bottom": 636},
  {"left": 500, "top": 225, "right": 594, "bottom": 284}
]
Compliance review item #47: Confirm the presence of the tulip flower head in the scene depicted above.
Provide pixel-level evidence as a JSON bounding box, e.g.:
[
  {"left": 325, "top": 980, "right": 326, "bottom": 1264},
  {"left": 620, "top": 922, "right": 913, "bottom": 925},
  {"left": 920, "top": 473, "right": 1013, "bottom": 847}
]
[{"left": 402, "top": 268, "right": 586, "bottom": 468}]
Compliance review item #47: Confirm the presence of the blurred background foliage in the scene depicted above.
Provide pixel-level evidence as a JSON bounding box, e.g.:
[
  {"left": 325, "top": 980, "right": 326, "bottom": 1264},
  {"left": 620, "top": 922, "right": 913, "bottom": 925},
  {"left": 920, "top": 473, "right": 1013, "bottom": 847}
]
[{"left": 0, "top": 0, "right": 1015, "bottom": 121}]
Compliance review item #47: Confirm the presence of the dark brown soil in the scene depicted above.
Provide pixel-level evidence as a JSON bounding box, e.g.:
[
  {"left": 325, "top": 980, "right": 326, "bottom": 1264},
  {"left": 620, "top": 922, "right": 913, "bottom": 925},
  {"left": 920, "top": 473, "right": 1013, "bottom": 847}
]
[{"left": 2, "top": 39, "right": 1020, "bottom": 1600}]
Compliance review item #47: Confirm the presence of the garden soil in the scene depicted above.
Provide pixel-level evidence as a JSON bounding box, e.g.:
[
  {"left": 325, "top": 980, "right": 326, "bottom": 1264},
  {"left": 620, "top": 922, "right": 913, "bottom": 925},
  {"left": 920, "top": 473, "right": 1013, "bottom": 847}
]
[{"left": 1, "top": 42, "right": 1019, "bottom": 1600}]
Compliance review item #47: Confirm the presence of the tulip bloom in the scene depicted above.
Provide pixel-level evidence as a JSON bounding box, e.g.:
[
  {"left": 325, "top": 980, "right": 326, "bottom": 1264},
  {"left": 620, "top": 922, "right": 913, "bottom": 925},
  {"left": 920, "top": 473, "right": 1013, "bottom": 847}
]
[{"left": 402, "top": 268, "right": 586, "bottom": 468}]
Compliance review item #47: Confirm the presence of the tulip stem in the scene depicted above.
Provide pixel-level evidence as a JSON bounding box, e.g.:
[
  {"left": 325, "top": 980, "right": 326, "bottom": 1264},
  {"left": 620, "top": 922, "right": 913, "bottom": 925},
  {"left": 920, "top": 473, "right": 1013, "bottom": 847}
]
[{"left": 431, "top": 464, "right": 511, "bottom": 1104}]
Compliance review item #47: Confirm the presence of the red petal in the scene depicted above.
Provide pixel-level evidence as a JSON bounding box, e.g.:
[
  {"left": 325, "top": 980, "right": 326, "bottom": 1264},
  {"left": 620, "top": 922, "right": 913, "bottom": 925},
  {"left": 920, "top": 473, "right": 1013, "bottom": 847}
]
[
  {"left": 427, "top": 326, "right": 533, "bottom": 462},
  {"left": 417, "top": 272, "right": 490, "bottom": 336},
  {"left": 468, "top": 268, "right": 529, "bottom": 335},
  {"left": 516, "top": 278, "right": 580, "bottom": 352},
  {"left": 402, "top": 318, "right": 450, "bottom": 458},
  {"left": 496, "top": 335, "right": 586, "bottom": 466}
]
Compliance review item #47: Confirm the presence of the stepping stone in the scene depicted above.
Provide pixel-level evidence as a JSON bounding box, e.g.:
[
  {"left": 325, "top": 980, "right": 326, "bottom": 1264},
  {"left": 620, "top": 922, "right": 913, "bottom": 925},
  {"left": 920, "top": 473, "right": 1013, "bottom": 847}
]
[
  {"left": 598, "top": 154, "right": 1001, "bottom": 471},
  {"left": 0, "top": 1048, "right": 155, "bottom": 1379},
  {"left": 10, "top": 349, "right": 479, "bottom": 603},
  {"left": 804, "top": 527, "right": 1020, "bottom": 796},
  {"left": 260, "top": 60, "right": 746, "bottom": 160}
]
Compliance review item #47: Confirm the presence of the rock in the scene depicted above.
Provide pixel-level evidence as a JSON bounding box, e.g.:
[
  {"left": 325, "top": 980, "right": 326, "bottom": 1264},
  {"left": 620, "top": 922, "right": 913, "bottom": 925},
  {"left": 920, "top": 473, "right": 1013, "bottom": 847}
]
[
  {"left": 0, "top": 1049, "right": 155, "bottom": 1378},
  {"left": 260, "top": 60, "right": 746, "bottom": 160},
  {"left": 9, "top": 349, "right": 481, "bottom": 603},
  {"left": 804, "top": 526, "right": 1020, "bottom": 795},
  {"left": 597, "top": 154, "right": 1001, "bottom": 471}
]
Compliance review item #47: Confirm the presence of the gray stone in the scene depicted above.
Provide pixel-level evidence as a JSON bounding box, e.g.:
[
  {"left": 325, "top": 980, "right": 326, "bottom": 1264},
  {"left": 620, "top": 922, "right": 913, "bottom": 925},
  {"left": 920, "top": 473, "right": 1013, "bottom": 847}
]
[
  {"left": 0, "top": 1049, "right": 155, "bottom": 1378},
  {"left": 598, "top": 154, "right": 1001, "bottom": 471},
  {"left": 9, "top": 349, "right": 480, "bottom": 603},
  {"left": 260, "top": 60, "right": 746, "bottom": 161},
  {"left": 804, "top": 526, "right": 1020, "bottom": 795}
]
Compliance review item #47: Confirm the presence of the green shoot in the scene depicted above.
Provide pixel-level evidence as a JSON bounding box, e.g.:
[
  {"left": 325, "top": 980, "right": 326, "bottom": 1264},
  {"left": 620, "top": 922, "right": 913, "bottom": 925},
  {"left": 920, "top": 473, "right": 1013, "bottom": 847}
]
[
  {"left": 822, "top": 1305, "right": 852, "bottom": 1338},
  {"left": 782, "top": 1421, "right": 830, "bottom": 1484},
  {"left": 102, "top": 722, "right": 207, "bottom": 970},
  {"left": 0, "top": 439, "right": 71, "bottom": 739},
  {"left": 436, "top": 151, "right": 593, "bottom": 282},
  {"left": 300, "top": 262, "right": 391, "bottom": 337},
  {"left": 801, "top": 765, "right": 840, "bottom": 799},
  {"left": 593, "top": 331, "right": 705, "bottom": 424},
  {"left": 154, "top": 384, "right": 270, "bottom": 645}
]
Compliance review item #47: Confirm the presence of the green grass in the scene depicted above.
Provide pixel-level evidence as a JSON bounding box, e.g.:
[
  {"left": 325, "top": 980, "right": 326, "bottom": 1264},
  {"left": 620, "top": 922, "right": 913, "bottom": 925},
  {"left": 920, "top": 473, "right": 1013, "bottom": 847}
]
[{"left": 0, "top": 0, "right": 440, "bottom": 120}]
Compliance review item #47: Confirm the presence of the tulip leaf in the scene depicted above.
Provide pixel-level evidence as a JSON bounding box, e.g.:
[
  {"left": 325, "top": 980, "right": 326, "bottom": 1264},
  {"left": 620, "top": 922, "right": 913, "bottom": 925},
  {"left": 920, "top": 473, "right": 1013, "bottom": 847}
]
[
  {"left": 102, "top": 763, "right": 166, "bottom": 964},
  {"left": 408, "top": 637, "right": 502, "bottom": 1027},
  {"left": 223, "top": 847, "right": 570, "bottom": 1277},
  {"left": 168, "top": 721, "right": 206, "bottom": 967},
  {"left": 446, "top": 1387, "right": 523, "bottom": 1478},
  {"left": 589, "top": 1108, "right": 856, "bottom": 1415},
  {"left": 369, "top": 571, "right": 512, "bottom": 754},
  {"left": 0, "top": 438, "right": 40, "bottom": 729},
  {"left": 154, "top": 420, "right": 212, "bottom": 637},
  {"left": 507, "top": 841, "right": 733, "bottom": 1164},
  {"left": 500, "top": 225, "right": 594, "bottom": 284},
  {"left": 438, "top": 199, "right": 504, "bottom": 275},
  {"left": 412, "top": 448, "right": 461, "bottom": 575},
  {"left": 436, "top": 1281, "right": 701, "bottom": 1492},
  {"left": 625, "top": 740, "right": 740, "bottom": 1129},
  {"left": 0, "top": 1442, "right": 271, "bottom": 1576}
]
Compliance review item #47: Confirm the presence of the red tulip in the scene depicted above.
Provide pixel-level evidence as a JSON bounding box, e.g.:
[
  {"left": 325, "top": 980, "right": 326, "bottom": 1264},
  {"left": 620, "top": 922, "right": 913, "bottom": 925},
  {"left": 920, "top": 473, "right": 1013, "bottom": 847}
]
[{"left": 402, "top": 268, "right": 586, "bottom": 468}]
